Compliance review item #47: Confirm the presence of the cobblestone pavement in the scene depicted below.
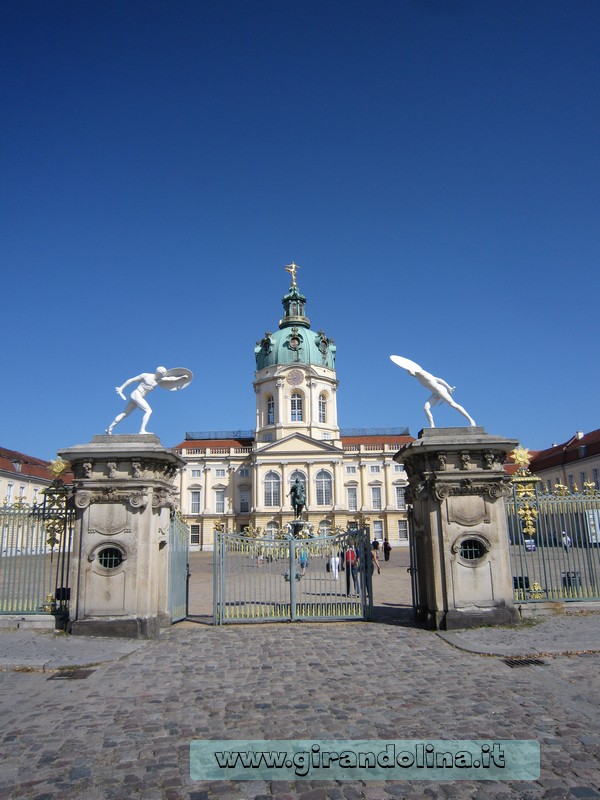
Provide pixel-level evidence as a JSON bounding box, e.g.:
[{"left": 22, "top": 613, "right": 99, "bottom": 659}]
[{"left": 0, "top": 553, "right": 599, "bottom": 800}]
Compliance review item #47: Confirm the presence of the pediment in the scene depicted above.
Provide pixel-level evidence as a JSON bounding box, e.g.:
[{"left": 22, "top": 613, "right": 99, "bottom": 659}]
[{"left": 257, "top": 433, "right": 344, "bottom": 456}]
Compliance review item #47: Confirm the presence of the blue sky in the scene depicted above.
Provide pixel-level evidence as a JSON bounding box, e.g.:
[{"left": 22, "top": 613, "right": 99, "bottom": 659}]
[{"left": 2, "top": 0, "right": 599, "bottom": 461}]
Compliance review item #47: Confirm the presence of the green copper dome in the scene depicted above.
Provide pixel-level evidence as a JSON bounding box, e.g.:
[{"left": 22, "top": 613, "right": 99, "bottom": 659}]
[{"left": 255, "top": 281, "right": 336, "bottom": 371}]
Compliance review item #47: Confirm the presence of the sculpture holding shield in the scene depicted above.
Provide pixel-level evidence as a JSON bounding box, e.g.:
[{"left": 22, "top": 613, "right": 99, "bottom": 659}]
[{"left": 106, "top": 366, "right": 193, "bottom": 435}]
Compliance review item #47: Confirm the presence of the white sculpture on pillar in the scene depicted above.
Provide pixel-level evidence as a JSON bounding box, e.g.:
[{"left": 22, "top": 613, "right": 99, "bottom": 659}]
[
  {"left": 107, "top": 366, "right": 193, "bottom": 434},
  {"left": 390, "top": 355, "right": 476, "bottom": 428}
]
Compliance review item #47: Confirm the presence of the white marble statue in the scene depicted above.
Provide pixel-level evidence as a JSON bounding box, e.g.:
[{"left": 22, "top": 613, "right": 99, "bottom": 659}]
[
  {"left": 106, "top": 366, "right": 193, "bottom": 435},
  {"left": 390, "top": 355, "right": 476, "bottom": 428}
]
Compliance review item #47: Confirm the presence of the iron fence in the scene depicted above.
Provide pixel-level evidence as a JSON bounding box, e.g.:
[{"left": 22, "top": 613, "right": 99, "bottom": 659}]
[
  {"left": 214, "top": 529, "right": 372, "bottom": 624},
  {"left": 168, "top": 512, "right": 190, "bottom": 622},
  {"left": 507, "top": 480, "right": 600, "bottom": 602},
  {"left": 0, "top": 482, "right": 74, "bottom": 617}
]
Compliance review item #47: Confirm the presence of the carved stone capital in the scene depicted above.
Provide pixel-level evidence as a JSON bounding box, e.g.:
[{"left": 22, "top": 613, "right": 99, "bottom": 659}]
[
  {"left": 75, "top": 491, "right": 93, "bottom": 509},
  {"left": 487, "top": 481, "right": 511, "bottom": 500},
  {"left": 433, "top": 481, "right": 451, "bottom": 501},
  {"left": 152, "top": 489, "right": 176, "bottom": 509},
  {"left": 128, "top": 491, "right": 147, "bottom": 509}
]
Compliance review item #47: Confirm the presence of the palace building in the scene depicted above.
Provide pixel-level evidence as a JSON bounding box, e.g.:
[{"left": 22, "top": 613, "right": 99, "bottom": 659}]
[{"left": 174, "top": 266, "right": 412, "bottom": 550}]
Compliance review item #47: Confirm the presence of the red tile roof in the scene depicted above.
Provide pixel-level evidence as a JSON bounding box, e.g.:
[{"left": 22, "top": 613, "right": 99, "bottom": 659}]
[
  {"left": 529, "top": 429, "right": 600, "bottom": 472},
  {"left": 0, "top": 446, "right": 54, "bottom": 482}
]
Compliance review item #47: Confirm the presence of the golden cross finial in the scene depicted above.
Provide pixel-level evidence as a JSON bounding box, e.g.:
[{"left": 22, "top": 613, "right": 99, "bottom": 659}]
[{"left": 285, "top": 262, "right": 300, "bottom": 287}]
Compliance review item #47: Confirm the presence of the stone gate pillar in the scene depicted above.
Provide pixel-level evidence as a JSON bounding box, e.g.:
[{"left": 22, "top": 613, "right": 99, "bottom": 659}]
[
  {"left": 59, "top": 435, "right": 184, "bottom": 638},
  {"left": 396, "top": 427, "right": 519, "bottom": 630}
]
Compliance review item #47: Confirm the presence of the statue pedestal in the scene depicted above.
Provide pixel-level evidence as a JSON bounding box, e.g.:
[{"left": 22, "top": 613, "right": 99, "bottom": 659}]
[
  {"left": 59, "top": 435, "right": 184, "bottom": 638},
  {"left": 397, "top": 428, "right": 519, "bottom": 630}
]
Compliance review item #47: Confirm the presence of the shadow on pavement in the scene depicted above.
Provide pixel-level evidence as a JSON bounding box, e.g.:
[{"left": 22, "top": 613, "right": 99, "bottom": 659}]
[{"left": 370, "top": 602, "right": 423, "bottom": 627}]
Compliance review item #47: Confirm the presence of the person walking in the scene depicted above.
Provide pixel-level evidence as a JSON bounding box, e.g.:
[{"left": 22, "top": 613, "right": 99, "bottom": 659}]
[
  {"left": 345, "top": 544, "right": 359, "bottom": 596},
  {"left": 329, "top": 549, "right": 340, "bottom": 581},
  {"left": 383, "top": 538, "right": 392, "bottom": 562}
]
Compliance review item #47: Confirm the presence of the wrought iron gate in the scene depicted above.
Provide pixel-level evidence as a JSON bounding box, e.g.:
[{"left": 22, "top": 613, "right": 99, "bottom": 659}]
[
  {"left": 168, "top": 512, "right": 190, "bottom": 622},
  {"left": 406, "top": 505, "right": 423, "bottom": 621},
  {"left": 507, "top": 475, "right": 600, "bottom": 603},
  {"left": 214, "top": 528, "right": 372, "bottom": 624},
  {"left": 0, "top": 480, "right": 74, "bottom": 620}
]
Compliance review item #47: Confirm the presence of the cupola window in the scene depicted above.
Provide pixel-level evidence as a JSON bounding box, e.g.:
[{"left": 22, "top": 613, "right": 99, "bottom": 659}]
[
  {"left": 266, "top": 395, "right": 275, "bottom": 425},
  {"left": 319, "top": 394, "right": 327, "bottom": 423},
  {"left": 291, "top": 392, "right": 303, "bottom": 422}
]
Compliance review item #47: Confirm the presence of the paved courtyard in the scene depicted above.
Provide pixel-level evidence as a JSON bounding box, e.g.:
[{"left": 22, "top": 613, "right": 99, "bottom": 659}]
[{"left": 0, "top": 551, "right": 599, "bottom": 800}]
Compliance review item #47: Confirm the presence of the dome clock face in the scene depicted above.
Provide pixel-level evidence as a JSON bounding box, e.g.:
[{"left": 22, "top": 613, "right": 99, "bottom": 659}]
[{"left": 287, "top": 369, "right": 304, "bottom": 386}]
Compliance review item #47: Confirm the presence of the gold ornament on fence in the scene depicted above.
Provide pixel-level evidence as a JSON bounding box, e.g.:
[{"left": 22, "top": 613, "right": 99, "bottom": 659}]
[
  {"left": 49, "top": 457, "right": 70, "bottom": 477},
  {"left": 510, "top": 446, "right": 532, "bottom": 470}
]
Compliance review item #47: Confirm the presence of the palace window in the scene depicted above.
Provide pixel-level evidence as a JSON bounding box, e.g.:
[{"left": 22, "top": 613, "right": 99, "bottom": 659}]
[
  {"left": 395, "top": 487, "right": 406, "bottom": 508},
  {"left": 370, "top": 465, "right": 381, "bottom": 474},
  {"left": 398, "top": 520, "right": 409, "bottom": 540},
  {"left": 347, "top": 486, "right": 358, "bottom": 512},
  {"left": 267, "top": 395, "right": 275, "bottom": 425},
  {"left": 215, "top": 489, "right": 225, "bottom": 514},
  {"left": 215, "top": 468, "right": 226, "bottom": 478},
  {"left": 191, "top": 469, "right": 202, "bottom": 478},
  {"left": 190, "top": 525, "right": 200, "bottom": 545},
  {"left": 315, "top": 470, "right": 332, "bottom": 506},
  {"left": 265, "top": 522, "right": 279, "bottom": 539},
  {"left": 371, "top": 486, "right": 382, "bottom": 511},
  {"left": 264, "top": 471, "right": 281, "bottom": 507},
  {"left": 291, "top": 392, "right": 303, "bottom": 422},
  {"left": 319, "top": 394, "right": 327, "bottom": 423},
  {"left": 190, "top": 490, "right": 201, "bottom": 514},
  {"left": 373, "top": 520, "right": 383, "bottom": 540},
  {"left": 239, "top": 490, "right": 250, "bottom": 513}
]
